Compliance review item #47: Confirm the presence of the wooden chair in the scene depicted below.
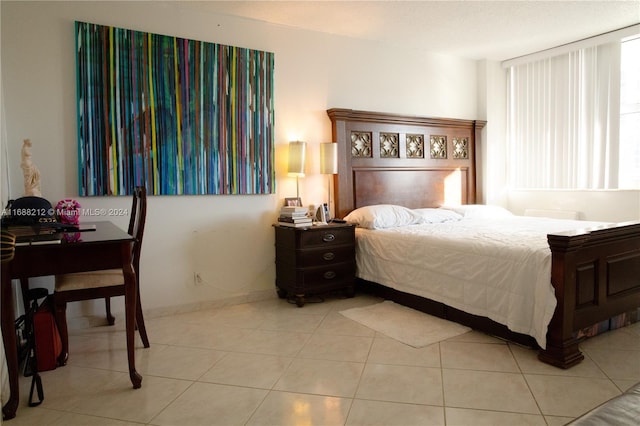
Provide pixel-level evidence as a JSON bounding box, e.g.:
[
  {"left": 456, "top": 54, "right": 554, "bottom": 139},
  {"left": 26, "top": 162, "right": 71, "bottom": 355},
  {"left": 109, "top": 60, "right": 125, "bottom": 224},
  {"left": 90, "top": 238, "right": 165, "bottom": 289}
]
[
  {"left": 53, "top": 186, "right": 149, "bottom": 365},
  {"left": 1, "top": 230, "right": 16, "bottom": 263}
]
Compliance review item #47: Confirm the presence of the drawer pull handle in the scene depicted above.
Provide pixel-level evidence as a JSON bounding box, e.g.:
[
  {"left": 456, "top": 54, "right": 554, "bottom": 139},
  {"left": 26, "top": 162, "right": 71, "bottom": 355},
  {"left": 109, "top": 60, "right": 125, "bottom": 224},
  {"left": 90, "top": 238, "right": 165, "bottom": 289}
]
[
  {"left": 322, "top": 252, "right": 335, "bottom": 261},
  {"left": 322, "top": 233, "right": 336, "bottom": 242},
  {"left": 323, "top": 271, "right": 336, "bottom": 280}
]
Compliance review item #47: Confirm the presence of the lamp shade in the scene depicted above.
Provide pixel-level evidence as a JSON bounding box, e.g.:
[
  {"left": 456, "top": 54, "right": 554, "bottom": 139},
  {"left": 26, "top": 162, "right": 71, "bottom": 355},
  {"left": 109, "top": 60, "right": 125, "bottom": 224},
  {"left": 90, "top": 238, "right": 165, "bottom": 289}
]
[
  {"left": 287, "top": 141, "right": 306, "bottom": 177},
  {"left": 320, "top": 143, "right": 338, "bottom": 175}
]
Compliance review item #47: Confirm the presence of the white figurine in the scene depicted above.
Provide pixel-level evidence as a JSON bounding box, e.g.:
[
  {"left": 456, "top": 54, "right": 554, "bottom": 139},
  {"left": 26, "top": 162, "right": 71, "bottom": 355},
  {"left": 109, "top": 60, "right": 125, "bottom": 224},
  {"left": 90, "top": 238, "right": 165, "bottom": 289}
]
[{"left": 20, "top": 139, "right": 42, "bottom": 197}]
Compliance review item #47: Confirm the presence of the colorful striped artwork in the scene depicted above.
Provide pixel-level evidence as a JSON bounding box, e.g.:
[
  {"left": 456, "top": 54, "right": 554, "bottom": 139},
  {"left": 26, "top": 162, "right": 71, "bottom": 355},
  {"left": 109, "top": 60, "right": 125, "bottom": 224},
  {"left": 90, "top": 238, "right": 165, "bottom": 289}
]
[{"left": 75, "top": 21, "right": 275, "bottom": 196}]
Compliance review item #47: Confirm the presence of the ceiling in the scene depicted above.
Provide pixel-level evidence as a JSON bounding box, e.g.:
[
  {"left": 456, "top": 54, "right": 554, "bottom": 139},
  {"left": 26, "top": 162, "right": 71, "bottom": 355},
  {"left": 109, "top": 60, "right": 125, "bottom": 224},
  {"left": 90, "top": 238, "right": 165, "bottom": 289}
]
[{"left": 177, "top": 0, "right": 640, "bottom": 61}]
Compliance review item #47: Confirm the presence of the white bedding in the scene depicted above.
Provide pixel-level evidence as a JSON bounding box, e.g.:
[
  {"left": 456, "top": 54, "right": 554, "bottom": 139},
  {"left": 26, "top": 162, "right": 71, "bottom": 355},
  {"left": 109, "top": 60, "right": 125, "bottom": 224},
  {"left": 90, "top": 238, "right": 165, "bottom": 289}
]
[{"left": 355, "top": 215, "right": 609, "bottom": 348}]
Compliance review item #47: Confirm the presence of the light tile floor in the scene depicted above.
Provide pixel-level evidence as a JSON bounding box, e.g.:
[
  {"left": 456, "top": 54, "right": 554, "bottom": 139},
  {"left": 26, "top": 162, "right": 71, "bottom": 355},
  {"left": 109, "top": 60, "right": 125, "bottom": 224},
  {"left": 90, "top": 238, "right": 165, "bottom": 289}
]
[{"left": 10, "top": 294, "right": 640, "bottom": 425}]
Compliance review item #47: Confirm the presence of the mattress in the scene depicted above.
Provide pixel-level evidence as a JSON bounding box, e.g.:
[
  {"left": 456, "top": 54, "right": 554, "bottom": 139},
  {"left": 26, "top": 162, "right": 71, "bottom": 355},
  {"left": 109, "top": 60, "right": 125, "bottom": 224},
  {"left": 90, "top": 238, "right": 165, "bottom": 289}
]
[{"left": 355, "top": 215, "right": 608, "bottom": 348}]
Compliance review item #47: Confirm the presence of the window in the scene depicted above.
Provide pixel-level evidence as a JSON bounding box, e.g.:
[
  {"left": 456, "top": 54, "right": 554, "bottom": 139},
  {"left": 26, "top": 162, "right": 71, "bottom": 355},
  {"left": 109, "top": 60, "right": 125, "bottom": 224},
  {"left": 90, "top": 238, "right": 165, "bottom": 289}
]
[
  {"left": 506, "top": 35, "right": 640, "bottom": 190},
  {"left": 619, "top": 36, "right": 640, "bottom": 189}
]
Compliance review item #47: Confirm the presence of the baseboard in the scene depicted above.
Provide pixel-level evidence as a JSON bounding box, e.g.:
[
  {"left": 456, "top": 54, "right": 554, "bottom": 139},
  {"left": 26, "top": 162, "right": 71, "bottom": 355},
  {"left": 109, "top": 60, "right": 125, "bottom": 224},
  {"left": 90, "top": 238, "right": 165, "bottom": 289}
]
[{"left": 65, "top": 289, "right": 275, "bottom": 330}]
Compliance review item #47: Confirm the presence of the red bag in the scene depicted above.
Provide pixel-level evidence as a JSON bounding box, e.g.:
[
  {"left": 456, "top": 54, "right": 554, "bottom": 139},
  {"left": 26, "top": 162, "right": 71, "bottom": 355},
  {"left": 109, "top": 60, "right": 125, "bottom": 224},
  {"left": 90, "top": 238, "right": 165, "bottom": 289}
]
[{"left": 33, "top": 297, "right": 62, "bottom": 371}]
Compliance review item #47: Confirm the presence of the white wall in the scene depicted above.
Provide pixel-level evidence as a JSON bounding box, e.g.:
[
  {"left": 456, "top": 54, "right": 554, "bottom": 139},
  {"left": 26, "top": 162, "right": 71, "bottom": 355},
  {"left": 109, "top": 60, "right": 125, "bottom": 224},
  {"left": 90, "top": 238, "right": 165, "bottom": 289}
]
[
  {"left": 1, "top": 1, "right": 478, "bottom": 318},
  {"left": 476, "top": 60, "right": 508, "bottom": 205}
]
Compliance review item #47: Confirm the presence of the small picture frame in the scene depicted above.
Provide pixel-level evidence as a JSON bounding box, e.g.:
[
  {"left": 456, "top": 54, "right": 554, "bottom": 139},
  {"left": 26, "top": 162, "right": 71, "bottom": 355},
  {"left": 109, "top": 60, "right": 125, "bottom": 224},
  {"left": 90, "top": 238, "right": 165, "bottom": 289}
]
[{"left": 285, "top": 197, "right": 303, "bottom": 207}]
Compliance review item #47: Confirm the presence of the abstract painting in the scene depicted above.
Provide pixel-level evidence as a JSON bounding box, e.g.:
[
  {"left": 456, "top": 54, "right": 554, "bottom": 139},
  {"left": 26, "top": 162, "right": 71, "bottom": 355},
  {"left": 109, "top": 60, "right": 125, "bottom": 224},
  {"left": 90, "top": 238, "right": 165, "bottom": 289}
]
[{"left": 75, "top": 21, "right": 275, "bottom": 196}]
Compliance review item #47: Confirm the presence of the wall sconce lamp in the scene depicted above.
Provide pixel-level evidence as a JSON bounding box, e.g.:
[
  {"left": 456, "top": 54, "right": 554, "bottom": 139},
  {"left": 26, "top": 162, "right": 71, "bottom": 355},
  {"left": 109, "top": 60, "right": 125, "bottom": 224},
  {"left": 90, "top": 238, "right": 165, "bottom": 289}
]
[
  {"left": 320, "top": 142, "right": 338, "bottom": 219},
  {"left": 287, "top": 141, "right": 307, "bottom": 200}
]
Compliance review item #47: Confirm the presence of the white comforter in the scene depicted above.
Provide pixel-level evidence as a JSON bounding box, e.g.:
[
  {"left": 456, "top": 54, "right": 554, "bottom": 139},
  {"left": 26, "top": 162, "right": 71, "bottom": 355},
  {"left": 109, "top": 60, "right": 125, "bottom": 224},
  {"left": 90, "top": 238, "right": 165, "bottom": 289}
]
[{"left": 355, "top": 216, "right": 608, "bottom": 348}]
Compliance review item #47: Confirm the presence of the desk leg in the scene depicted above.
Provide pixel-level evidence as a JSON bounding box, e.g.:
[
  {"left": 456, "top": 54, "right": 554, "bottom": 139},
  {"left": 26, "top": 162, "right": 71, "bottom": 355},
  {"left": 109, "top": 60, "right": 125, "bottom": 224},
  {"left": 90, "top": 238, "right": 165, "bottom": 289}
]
[
  {"left": 122, "top": 248, "right": 142, "bottom": 389},
  {"left": 1, "top": 270, "right": 19, "bottom": 420}
]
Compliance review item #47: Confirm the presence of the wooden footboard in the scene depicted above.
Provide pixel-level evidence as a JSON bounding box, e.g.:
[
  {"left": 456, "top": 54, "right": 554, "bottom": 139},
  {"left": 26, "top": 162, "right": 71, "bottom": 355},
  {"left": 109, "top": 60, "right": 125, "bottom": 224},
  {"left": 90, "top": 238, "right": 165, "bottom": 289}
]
[{"left": 540, "top": 222, "right": 640, "bottom": 368}]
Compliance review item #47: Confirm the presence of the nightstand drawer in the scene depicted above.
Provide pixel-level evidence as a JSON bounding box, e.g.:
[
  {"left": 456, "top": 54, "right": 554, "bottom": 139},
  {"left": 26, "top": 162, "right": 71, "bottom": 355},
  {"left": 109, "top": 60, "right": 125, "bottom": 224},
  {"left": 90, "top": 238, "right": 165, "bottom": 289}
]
[
  {"left": 299, "top": 245, "right": 354, "bottom": 267},
  {"left": 275, "top": 260, "right": 355, "bottom": 289},
  {"left": 300, "top": 262, "right": 356, "bottom": 287},
  {"left": 276, "top": 244, "right": 354, "bottom": 267},
  {"left": 299, "top": 227, "right": 354, "bottom": 248}
]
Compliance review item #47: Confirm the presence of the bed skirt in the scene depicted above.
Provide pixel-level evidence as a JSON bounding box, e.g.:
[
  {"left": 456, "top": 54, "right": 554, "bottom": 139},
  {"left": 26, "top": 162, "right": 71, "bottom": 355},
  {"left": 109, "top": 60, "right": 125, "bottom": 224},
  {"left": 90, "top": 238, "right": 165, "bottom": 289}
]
[{"left": 357, "top": 279, "right": 639, "bottom": 348}]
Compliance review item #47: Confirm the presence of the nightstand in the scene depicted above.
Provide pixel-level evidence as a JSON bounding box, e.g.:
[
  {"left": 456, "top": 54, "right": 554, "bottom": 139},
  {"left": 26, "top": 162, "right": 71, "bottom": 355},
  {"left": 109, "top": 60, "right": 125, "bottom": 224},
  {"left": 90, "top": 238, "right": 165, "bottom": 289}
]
[{"left": 273, "top": 223, "right": 356, "bottom": 307}]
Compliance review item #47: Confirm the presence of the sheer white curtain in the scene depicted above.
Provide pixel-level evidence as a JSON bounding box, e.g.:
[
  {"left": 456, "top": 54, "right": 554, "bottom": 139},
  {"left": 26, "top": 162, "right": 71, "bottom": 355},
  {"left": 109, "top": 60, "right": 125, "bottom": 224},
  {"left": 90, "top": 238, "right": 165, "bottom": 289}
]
[{"left": 507, "top": 42, "right": 621, "bottom": 189}]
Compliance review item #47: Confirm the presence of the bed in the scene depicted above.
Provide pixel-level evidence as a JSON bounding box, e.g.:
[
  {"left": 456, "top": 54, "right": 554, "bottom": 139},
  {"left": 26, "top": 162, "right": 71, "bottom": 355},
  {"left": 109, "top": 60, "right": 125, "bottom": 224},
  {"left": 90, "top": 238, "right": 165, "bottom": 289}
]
[{"left": 327, "top": 108, "right": 640, "bottom": 368}]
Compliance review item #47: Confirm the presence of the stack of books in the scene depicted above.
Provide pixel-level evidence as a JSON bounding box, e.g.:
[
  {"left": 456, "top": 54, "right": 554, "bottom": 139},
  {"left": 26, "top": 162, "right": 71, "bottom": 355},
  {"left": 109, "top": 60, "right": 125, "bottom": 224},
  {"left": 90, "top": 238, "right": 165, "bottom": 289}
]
[{"left": 278, "top": 206, "right": 312, "bottom": 227}]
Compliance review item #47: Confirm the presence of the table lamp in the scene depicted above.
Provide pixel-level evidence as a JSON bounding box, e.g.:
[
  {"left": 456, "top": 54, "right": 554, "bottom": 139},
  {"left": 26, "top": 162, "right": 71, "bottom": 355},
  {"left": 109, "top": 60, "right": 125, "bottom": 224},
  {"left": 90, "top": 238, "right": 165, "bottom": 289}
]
[
  {"left": 287, "top": 141, "right": 306, "bottom": 201},
  {"left": 320, "top": 143, "right": 338, "bottom": 221}
]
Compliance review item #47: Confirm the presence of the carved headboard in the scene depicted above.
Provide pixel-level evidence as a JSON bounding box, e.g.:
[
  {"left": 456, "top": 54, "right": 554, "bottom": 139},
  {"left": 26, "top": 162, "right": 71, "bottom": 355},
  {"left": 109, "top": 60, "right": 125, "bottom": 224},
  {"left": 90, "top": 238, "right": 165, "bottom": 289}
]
[{"left": 327, "top": 109, "right": 486, "bottom": 219}]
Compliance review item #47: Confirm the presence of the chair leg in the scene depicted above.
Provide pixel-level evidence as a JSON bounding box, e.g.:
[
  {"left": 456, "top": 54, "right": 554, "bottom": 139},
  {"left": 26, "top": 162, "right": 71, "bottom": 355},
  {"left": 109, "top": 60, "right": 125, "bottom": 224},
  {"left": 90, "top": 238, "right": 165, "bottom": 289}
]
[
  {"left": 52, "top": 299, "right": 69, "bottom": 366},
  {"left": 105, "top": 297, "right": 115, "bottom": 325},
  {"left": 135, "top": 295, "right": 149, "bottom": 348},
  {"left": 20, "top": 278, "right": 30, "bottom": 314}
]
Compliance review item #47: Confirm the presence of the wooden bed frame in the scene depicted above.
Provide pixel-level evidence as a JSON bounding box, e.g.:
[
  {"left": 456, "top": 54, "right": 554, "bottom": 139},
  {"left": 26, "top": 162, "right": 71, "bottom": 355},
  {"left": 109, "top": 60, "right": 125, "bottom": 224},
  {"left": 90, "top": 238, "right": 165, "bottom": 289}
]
[{"left": 327, "top": 108, "right": 640, "bottom": 368}]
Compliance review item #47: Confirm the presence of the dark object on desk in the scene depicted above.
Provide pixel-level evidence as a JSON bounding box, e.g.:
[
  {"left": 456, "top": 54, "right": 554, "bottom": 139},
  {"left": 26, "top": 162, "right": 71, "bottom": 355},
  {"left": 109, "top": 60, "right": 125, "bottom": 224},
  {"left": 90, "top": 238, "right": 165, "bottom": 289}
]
[
  {"left": 52, "top": 186, "right": 150, "bottom": 366},
  {"left": 2, "top": 197, "right": 81, "bottom": 236},
  {"left": 2, "top": 196, "right": 81, "bottom": 243},
  {"left": 2, "top": 196, "right": 56, "bottom": 226}
]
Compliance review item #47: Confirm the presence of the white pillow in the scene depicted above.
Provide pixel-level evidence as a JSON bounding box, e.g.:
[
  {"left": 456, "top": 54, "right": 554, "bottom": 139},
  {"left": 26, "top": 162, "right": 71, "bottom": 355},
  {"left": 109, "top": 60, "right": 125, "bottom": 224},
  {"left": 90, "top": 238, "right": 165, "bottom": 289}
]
[
  {"left": 343, "top": 204, "right": 424, "bottom": 229},
  {"left": 440, "top": 204, "right": 514, "bottom": 219},
  {"left": 413, "top": 208, "right": 463, "bottom": 223}
]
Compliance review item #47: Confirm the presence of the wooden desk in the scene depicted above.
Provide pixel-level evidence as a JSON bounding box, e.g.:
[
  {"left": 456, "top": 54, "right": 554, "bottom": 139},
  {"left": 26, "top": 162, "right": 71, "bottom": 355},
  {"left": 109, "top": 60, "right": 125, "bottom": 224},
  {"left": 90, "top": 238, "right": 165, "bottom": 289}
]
[{"left": 1, "top": 221, "right": 142, "bottom": 420}]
